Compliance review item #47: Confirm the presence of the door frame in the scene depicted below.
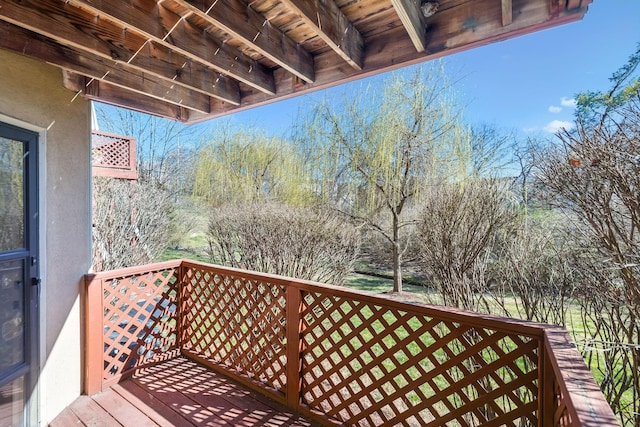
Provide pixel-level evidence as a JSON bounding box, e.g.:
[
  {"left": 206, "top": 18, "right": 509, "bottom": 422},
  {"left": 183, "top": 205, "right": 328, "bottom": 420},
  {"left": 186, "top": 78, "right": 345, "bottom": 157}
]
[{"left": 0, "top": 117, "right": 43, "bottom": 427}]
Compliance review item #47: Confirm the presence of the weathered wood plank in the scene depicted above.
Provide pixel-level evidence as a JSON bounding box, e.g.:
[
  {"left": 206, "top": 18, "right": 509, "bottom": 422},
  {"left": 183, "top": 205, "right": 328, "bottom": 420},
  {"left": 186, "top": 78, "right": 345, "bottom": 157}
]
[
  {"left": 189, "top": 0, "right": 589, "bottom": 121},
  {"left": 129, "top": 377, "right": 231, "bottom": 425},
  {"left": 175, "top": 0, "right": 315, "bottom": 83},
  {"left": 54, "top": 357, "right": 318, "bottom": 427},
  {"left": 92, "top": 388, "right": 159, "bottom": 427},
  {"left": 73, "top": 0, "right": 276, "bottom": 94},
  {"left": 566, "top": 0, "right": 583, "bottom": 10},
  {"left": 278, "top": 0, "right": 364, "bottom": 70},
  {"left": 132, "top": 358, "right": 315, "bottom": 426},
  {"left": 48, "top": 406, "right": 83, "bottom": 427},
  {"left": 0, "top": 23, "right": 211, "bottom": 113},
  {"left": 390, "top": 0, "right": 426, "bottom": 52},
  {"left": 114, "top": 381, "right": 194, "bottom": 427},
  {"left": 544, "top": 327, "right": 620, "bottom": 427},
  {"left": 68, "top": 396, "right": 121, "bottom": 427},
  {"left": 501, "top": 0, "right": 513, "bottom": 26},
  {"left": 0, "top": 0, "right": 240, "bottom": 105},
  {"left": 63, "top": 72, "right": 191, "bottom": 122},
  {"left": 128, "top": 41, "right": 241, "bottom": 105}
]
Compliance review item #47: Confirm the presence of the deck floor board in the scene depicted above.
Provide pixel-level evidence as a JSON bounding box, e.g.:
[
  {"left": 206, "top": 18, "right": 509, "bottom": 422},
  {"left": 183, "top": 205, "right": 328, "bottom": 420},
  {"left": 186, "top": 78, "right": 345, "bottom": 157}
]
[
  {"left": 49, "top": 357, "right": 317, "bottom": 426},
  {"left": 92, "top": 388, "right": 159, "bottom": 427}
]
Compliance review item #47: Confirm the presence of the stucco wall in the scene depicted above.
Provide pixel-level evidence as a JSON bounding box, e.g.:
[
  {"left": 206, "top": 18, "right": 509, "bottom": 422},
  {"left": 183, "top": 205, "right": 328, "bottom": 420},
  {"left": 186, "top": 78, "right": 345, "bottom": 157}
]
[{"left": 0, "top": 49, "right": 91, "bottom": 423}]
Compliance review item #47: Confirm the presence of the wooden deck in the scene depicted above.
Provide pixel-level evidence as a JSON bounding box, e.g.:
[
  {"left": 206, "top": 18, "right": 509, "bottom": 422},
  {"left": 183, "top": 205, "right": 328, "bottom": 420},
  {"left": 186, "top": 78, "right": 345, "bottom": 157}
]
[
  {"left": 50, "top": 357, "right": 317, "bottom": 427},
  {"left": 80, "top": 260, "right": 620, "bottom": 426}
]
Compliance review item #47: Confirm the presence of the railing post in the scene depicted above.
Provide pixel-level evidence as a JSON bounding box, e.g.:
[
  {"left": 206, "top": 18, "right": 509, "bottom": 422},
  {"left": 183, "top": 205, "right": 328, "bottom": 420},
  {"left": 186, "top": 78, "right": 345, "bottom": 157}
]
[
  {"left": 84, "top": 274, "right": 104, "bottom": 395},
  {"left": 539, "top": 334, "right": 556, "bottom": 427},
  {"left": 177, "top": 262, "right": 184, "bottom": 352},
  {"left": 285, "top": 285, "right": 303, "bottom": 411}
]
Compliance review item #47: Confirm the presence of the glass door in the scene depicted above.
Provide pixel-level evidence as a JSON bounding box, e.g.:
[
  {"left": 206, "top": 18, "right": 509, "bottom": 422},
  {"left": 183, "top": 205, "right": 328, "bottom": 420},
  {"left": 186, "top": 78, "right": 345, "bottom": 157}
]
[{"left": 0, "top": 123, "right": 39, "bottom": 427}]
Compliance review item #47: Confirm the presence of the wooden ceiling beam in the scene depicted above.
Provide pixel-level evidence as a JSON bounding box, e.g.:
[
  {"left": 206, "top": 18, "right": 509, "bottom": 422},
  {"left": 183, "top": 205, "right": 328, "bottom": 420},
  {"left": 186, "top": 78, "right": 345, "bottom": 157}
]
[
  {"left": 0, "top": 0, "right": 241, "bottom": 105},
  {"left": 72, "top": 0, "right": 276, "bottom": 94},
  {"left": 390, "top": 0, "right": 427, "bottom": 52},
  {"left": 63, "top": 71, "right": 190, "bottom": 122},
  {"left": 0, "top": 22, "right": 211, "bottom": 113},
  {"left": 501, "top": 0, "right": 513, "bottom": 26},
  {"left": 175, "top": 0, "right": 315, "bottom": 84},
  {"left": 132, "top": 42, "right": 241, "bottom": 105},
  {"left": 0, "top": 0, "right": 591, "bottom": 123},
  {"left": 190, "top": 3, "right": 591, "bottom": 122},
  {"left": 278, "top": 0, "right": 364, "bottom": 70}
]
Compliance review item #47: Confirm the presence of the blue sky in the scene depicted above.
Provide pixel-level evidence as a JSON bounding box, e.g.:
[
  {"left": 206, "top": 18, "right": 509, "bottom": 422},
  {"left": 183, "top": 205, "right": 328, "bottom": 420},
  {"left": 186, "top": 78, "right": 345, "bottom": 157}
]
[{"left": 209, "top": 0, "right": 640, "bottom": 138}]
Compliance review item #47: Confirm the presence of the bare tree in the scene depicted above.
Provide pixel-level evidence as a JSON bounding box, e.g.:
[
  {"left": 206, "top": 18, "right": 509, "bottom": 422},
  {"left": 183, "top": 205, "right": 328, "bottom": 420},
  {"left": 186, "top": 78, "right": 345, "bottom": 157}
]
[
  {"left": 534, "top": 50, "right": 640, "bottom": 423},
  {"left": 537, "top": 100, "right": 640, "bottom": 314},
  {"left": 92, "top": 177, "right": 173, "bottom": 271},
  {"left": 490, "top": 214, "right": 582, "bottom": 325},
  {"left": 95, "top": 103, "right": 204, "bottom": 193}
]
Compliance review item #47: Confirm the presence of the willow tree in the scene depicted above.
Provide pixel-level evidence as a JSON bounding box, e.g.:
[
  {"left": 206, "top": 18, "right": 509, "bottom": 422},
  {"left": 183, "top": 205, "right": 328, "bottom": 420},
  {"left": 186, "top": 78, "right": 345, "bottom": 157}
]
[
  {"left": 308, "top": 65, "right": 463, "bottom": 293},
  {"left": 192, "top": 128, "right": 316, "bottom": 207}
]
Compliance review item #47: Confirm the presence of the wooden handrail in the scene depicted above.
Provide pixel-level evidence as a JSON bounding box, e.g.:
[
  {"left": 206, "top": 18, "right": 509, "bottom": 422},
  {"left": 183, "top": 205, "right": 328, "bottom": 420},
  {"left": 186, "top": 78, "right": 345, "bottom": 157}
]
[
  {"left": 84, "top": 259, "right": 619, "bottom": 426},
  {"left": 543, "top": 327, "right": 620, "bottom": 426},
  {"left": 179, "top": 259, "right": 547, "bottom": 337}
]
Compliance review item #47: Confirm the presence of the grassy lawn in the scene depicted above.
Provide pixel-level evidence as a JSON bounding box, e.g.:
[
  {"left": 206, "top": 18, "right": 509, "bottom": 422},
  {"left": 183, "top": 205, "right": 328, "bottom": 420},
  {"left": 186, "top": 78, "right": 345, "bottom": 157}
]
[
  {"left": 161, "top": 246, "right": 210, "bottom": 263},
  {"left": 161, "top": 228, "right": 210, "bottom": 263},
  {"left": 344, "top": 273, "right": 427, "bottom": 295},
  {"left": 344, "top": 270, "right": 639, "bottom": 416}
]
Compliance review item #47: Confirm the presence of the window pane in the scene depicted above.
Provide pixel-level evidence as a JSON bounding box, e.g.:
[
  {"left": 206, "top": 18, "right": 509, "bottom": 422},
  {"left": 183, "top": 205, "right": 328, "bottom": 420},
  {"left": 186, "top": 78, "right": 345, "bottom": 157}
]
[
  {"left": 0, "top": 138, "right": 24, "bottom": 252},
  {"left": 0, "top": 260, "right": 24, "bottom": 371},
  {"left": 0, "top": 376, "right": 24, "bottom": 427}
]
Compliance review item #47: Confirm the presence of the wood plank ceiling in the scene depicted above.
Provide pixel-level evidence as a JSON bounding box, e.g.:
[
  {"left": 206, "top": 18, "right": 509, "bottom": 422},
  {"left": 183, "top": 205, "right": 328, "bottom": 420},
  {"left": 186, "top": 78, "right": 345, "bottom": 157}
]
[{"left": 0, "top": 0, "right": 591, "bottom": 123}]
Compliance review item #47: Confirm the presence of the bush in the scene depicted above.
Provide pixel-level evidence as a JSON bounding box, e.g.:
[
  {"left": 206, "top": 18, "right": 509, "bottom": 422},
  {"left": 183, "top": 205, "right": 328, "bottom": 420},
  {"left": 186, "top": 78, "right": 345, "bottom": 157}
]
[
  {"left": 92, "top": 177, "right": 173, "bottom": 271},
  {"left": 416, "top": 178, "right": 518, "bottom": 311},
  {"left": 206, "top": 203, "right": 360, "bottom": 285}
]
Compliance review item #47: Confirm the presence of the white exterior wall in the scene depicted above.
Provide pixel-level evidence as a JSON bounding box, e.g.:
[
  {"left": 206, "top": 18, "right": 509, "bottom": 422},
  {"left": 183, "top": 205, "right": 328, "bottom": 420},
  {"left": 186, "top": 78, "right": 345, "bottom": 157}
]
[{"left": 0, "top": 49, "right": 91, "bottom": 424}]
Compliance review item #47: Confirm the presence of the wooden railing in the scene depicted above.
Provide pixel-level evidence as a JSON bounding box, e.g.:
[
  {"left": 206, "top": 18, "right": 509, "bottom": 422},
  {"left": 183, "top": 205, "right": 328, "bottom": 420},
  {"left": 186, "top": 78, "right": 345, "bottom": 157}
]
[
  {"left": 91, "top": 130, "right": 137, "bottom": 180},
  {"left": 84, "top": 260, "right": 619, "bottom": 426}
]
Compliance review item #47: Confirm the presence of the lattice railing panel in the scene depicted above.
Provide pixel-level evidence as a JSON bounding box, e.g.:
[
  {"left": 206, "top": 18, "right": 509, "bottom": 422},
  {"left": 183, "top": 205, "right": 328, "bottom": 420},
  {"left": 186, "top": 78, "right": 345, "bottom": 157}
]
[
  {"left": 92, "top": 132, "right": 132, "bottom": 168},
  {"left": 86, "top": 261, "right": 618, "bottom": 426},
  {"left": 182, "top": 265, "right": 288, "bottom": 396},
  {"left": 554, "top": 374, "right": 571, "bottom": 426},
  {"left": 300, "top": 292, "right": 540, "bottom": 426},
  {"left": 101, "top": 266, "right": 180, "bottom": 382},
  {"left": 91, "top": 131, "right": 137, "bottom": 179}
]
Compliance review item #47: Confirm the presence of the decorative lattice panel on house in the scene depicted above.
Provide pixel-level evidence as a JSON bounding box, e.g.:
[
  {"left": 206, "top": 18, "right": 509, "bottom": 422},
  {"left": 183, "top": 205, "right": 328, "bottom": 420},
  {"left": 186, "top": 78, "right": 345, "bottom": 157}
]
[{"left": 91, "top": 130, "right": 137, "bottom": 180}]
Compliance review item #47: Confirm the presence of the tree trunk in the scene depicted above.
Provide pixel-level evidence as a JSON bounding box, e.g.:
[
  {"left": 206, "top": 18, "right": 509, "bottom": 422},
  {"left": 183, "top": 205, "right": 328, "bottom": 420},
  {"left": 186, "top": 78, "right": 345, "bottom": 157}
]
[{"left": 392, "top": 213, "right": 403, "bottom": 293}]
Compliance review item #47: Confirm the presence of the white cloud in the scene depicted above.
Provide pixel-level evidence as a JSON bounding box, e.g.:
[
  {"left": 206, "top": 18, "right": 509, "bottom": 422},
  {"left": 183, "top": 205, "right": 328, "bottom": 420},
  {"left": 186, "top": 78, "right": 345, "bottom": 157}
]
[
  {"left": 548, "top": 105, "right": 562, "bottom": 113},
  {"left": 561, "top": 97, "right": 577, "bottom": 108},
  {"left": 523, "top": 127, "right": 537, "bottom": 133},
  {"left": 544, "top": 120, "right": 574, "bottom": 133}
]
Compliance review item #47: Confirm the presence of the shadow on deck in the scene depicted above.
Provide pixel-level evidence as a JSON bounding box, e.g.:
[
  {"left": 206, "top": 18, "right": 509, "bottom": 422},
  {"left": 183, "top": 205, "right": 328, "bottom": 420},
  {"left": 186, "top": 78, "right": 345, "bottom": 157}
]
[
  {"left": 50, "top": 357, "right": 317, "bottom": 426},
  {"left": 74, "top": 260, "right": 619, "bottom": 426}
]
